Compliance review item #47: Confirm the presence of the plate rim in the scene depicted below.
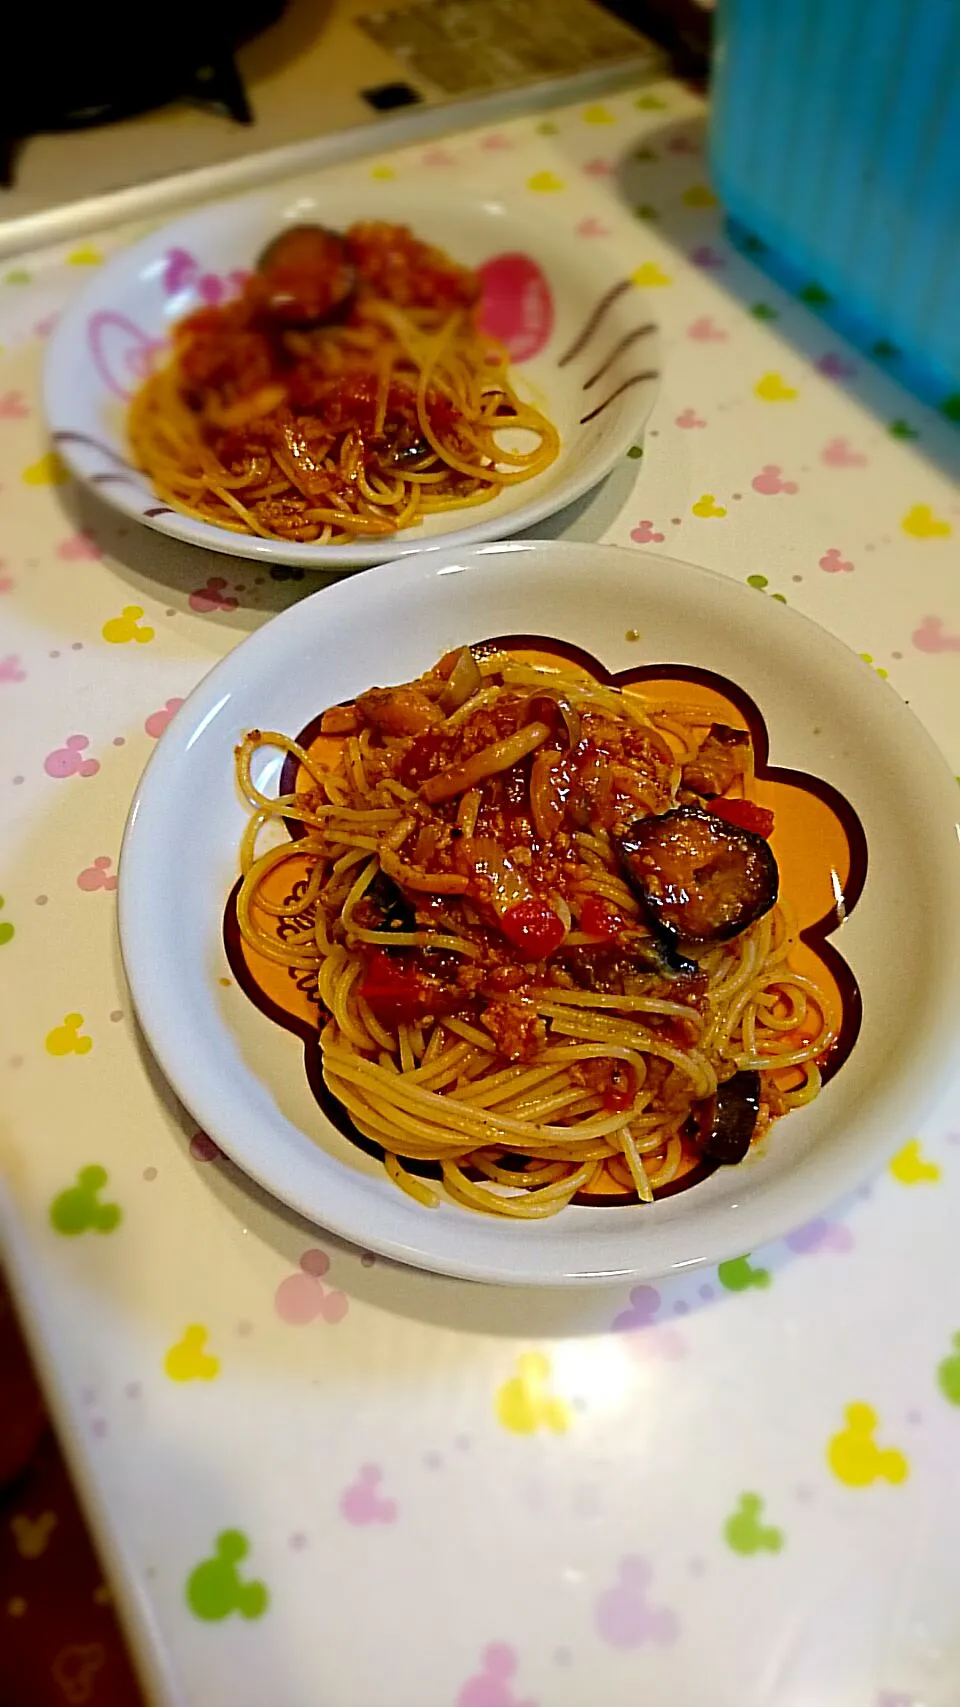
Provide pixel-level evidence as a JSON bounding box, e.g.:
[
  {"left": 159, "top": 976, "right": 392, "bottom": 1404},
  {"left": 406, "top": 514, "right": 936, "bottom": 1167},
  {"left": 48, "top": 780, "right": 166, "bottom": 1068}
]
[
  {"left": 117, "top": 540, "right": 960, "bottom": 1285},
  {"left": 43, "top": 186, "right": 660, "bottom": 568}
]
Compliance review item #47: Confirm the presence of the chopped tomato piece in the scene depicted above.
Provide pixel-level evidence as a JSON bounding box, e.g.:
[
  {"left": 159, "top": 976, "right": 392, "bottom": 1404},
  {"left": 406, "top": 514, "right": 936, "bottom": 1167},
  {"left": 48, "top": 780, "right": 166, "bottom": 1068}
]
[
  {"left": 710, "top": 798, "right": 775, "bottom": 839},
  {"left": 578, "top": 896, "right": 623, "bottom": 940},
  {"left": 499, "top": 897, "right": 566, "bottom": 960},
  {"left": 358, "top": 951, "right": 430, "bottom": 1026}
]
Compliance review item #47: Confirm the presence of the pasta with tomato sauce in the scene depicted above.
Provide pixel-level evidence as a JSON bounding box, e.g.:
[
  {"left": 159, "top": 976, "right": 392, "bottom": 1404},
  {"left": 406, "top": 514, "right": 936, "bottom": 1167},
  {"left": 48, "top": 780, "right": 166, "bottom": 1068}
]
[
  {"left": 232, "top": 646, "right": 837, "bottom": 1218},
  {"left": 128, "top": 222, "right": 558, "bottom": 544}
]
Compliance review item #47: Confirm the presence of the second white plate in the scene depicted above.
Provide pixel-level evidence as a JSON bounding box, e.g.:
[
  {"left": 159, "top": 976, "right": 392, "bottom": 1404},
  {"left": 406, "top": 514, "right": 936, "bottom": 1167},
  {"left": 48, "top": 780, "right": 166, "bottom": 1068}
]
[
  {"left": 118, "top": 542, "right": 960, "bottom": 1284},
  {"left": 45, "top": 185, "right": 659, "bottom": 567}
]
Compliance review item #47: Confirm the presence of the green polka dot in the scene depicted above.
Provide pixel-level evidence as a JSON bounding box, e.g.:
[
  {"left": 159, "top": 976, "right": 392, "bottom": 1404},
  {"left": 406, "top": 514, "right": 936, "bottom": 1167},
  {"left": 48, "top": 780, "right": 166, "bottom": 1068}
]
[
  {"left": 724, "top": 1492, "right": 783, "bottom": 1555},
  {"left": 50, "top": 1166, "right": 121, "bottom": 1235},
  {"left": 718, "top": 1255, "right": 770, "bottom": 1292},
  {"left": 937, "top": 1332, "right": 960, "bottom": 1405},
  {"left": 186, "top": 1531, "right": 268, "bottom": 1621}
]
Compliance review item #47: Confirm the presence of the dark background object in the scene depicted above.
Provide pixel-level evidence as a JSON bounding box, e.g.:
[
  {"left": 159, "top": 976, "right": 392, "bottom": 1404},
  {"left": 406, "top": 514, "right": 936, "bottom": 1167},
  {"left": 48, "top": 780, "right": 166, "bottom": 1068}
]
[
  {"left": 598, "top": 0, "right": 712, "bottom": 81},
  {"left": 0, "top": 0, "right": 288, "bottom": 188}
]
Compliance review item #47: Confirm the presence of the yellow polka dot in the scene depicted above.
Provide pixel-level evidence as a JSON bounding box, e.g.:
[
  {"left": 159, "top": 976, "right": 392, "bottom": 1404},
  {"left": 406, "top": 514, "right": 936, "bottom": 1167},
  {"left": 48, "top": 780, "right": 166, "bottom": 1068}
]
[
  {"left": 495, "top": 1352, "right": 570, "bottom": 1435},
  {"left": 889, "top": 1138, "right": 941, "bottom": 1185},
  {"left": 631, "top": 262, "right": 671, "bottom": 287}
]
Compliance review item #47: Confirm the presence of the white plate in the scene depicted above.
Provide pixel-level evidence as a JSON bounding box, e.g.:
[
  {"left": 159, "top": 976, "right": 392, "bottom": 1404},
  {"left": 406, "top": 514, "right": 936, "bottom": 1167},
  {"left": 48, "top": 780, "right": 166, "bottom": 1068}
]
[
  {"left": 44, "top": 186, "right": 659, "bottom": 567},
  {"left": 118, "top": 542, "right": 960, "bottom": 1285}
]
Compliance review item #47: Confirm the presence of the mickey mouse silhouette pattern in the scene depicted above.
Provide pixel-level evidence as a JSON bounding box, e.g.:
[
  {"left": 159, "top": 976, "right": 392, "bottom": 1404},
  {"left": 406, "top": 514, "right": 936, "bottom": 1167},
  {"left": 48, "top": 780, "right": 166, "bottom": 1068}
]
[
  {"left": 595, "top": 1556, "right": 678, "bottom": 1648},
  {"left": 49, "top": 1166, "right": 120, "bottom": 1235},
  {"left": 44, "top": 734, "right": 99, "bottom": 779},
  {"left": 456, "top": 1643, "right": 536, "bottom": 1707},
  {"left": 723, "top": 1493, "right": 783, "bottom": 1555},
  {"left": 101, "top": 605, "right": 154, "bottom": 644},
  {"left": 164, "top": 1325, "right": 220, "bottom": 1382},
  {"left": 495, "top": 1353, "right": 570, "bottom": 1435},
  {"left": 937, "top": 1331, "right": 960, "bottom": 1405},
  {"left": 185, "top": 1530, "right": 268, "bottom": 1621},
  {"left": 45, "top": 1013, "right": 93, "bottom": 1055},
  {"left": 827, "top": 1404, "right": 909, "bottom": 1487}
]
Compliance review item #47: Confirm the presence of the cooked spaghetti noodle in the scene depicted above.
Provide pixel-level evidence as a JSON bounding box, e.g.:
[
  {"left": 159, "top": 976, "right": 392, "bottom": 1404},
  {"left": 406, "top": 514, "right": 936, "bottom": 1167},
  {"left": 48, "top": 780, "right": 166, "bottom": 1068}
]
[
  {"left": 129, "top": 221, "right": 558, "bottom": 544},
  {"left": 232, "top": 647, "right": 837, "bottom": 1218}
]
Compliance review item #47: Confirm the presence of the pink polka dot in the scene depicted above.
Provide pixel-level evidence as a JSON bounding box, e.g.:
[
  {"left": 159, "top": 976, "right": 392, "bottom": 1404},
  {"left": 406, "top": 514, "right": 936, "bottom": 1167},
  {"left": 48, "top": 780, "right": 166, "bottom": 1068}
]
[{"left": 113, "top": 737, "right": 125, "bottom": 747}]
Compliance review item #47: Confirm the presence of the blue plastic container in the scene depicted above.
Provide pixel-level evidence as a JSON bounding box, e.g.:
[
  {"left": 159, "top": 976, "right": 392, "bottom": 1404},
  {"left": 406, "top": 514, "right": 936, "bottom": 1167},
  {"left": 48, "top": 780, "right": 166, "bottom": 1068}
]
[{"left": 709, "top": 0, "right": 960, "bottom": 416}]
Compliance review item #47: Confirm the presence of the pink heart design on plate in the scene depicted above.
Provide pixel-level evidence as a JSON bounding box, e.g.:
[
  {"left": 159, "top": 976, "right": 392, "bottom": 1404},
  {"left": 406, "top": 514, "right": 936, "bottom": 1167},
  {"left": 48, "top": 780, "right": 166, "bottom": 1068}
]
[
  {"left": 912, "top": 615, "right": 960, "bottom": 653},
  {"left": 687, "top": 316, "right": 725, "bottom": 342},
  {"left": 819, "top": 548, "right": 854, "bottom": 573},
  {"left": 0, "top": 390, "right": 27, "bottom": 418},
  {"left": 162, "top": 247, "right": 199, "bottom": 295},
  {"left": 477, "top": 253, "right": 554, "bottom": 363},
  {"left": 821, "top": 437, "right": 866, "bottom": 468}
]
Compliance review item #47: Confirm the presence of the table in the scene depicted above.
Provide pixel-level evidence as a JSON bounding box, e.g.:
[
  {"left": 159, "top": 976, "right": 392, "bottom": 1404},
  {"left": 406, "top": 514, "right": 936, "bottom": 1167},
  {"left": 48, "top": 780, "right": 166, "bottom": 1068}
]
[{"left": 2, "top": 74, "right": 960, "bottom": 1707}]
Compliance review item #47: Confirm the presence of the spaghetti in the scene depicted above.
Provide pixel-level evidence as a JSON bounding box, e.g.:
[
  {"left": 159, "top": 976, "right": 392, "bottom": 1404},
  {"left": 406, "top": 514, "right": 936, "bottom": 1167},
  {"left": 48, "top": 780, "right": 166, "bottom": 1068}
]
[
  {"left": 128, "top": 221, "right": 558, "bottom": 544},
  {"left": 232, "top": 646, "right": 838, "bottom": 1218}
]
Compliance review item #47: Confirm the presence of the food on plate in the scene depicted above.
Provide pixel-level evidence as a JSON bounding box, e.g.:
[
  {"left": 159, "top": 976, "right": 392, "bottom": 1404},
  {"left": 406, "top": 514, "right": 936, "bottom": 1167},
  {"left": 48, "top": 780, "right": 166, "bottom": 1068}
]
[
  {"left": 230, "top": 647, "right": 838, "bottom": 1217},
  {"left": 128, "top": 221, "right": 558, "bottom": 543}
]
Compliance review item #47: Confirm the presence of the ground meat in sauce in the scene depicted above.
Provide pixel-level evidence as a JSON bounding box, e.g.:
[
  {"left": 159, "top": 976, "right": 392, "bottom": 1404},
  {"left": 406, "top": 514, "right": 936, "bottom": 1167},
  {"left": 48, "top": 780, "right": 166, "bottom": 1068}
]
[{"left": 480, "top": 1001, "right": 546, "bottom": 1062}]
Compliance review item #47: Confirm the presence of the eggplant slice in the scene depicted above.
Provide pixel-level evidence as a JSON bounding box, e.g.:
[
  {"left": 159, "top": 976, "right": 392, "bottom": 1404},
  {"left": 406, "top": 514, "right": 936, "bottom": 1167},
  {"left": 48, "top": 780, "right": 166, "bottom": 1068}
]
[
  {"left": 256, "top": 224, "right": 356, "bottom": 327},
  {"left": 616, "top": 806, "right": 778, "bottom": 946},
  {"left": 692, "top": 1070, "right": 761, "bottom": 1164}
]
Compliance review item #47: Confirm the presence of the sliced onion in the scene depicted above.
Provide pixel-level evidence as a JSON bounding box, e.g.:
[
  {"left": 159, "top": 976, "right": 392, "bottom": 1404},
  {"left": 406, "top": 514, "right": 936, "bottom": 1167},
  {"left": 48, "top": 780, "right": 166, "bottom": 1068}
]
[
  {"left": 455, "top": 836, "right": 529, "bottom": 913},
  {"left": 523, "top": 691, "right": 582, "bottom": 750},
  {"left": 530, "top": 748, "right": 569, "bottom": 842},
  {"left": 421, "top": 721, "right": 551, "bottom": 804},
  {"left": 439, "top": 646, "right": 483, "bottom": 713}
]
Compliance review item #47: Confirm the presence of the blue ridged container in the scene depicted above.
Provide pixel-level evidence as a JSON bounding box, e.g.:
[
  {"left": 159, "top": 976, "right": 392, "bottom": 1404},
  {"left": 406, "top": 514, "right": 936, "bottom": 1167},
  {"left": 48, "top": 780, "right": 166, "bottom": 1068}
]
[{"left": 709, "top": 0, "right": 960, "bottom": 417}]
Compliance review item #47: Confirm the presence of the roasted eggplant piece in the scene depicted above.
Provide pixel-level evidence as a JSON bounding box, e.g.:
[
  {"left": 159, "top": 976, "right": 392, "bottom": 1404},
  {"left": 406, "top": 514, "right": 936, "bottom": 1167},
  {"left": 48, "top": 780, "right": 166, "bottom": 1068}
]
[
  {"left": 681, "top": 723, "right": 750, "bottom": 798},
  {"left": 616, "top": 806, "right": 778, "bottom": 946},
  {"left": 692, "top": 1070, "right": 761, "bottom": 1164},
  {"left": 256, "top": 224, "right": 356, "bottom": 327},
  {"left": 364, "top": 871, "right": 417, "bottom": 935},
  {"left": 554, "top": 936, "right": 698, "bottom": 991}
]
